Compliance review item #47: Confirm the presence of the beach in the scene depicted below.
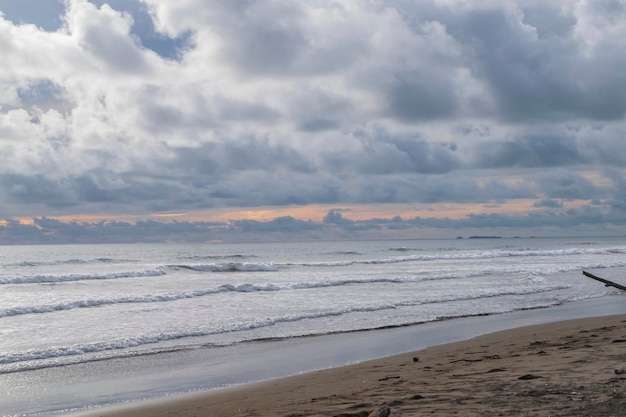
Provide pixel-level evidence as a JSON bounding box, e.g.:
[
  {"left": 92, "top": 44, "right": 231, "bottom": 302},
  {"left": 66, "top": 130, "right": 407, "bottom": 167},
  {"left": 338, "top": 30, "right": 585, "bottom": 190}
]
[
  {"left": 74, "top": 313, "right": 626, "bottom": 417},
  {"left": 2, "top": 239, "right": 625, "bottom": 416}
]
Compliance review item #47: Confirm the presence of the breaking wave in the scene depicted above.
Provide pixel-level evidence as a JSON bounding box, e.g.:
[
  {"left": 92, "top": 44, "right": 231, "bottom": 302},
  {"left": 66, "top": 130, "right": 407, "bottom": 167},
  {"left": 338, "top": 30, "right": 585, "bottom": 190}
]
[
  {"left": 0, "top": 284, "right": 572, "bottom": 370},
  {"left": 11, "top": 258, "right": 136, "bottom": 267},
  {"left": 2, "top": 259, "right": 608, "bottom": 319},
  {"left": 0, "top": 262, "right": 278, "bottom": 286},
  {"left": 299, "top": 246, "right": 626, "bottom": 267},
  {"left": 0, "top": 269, "right": 167, "bottom": 285},
  {"left": 168, "top": 262, "right": 278, "bottom": 272}
]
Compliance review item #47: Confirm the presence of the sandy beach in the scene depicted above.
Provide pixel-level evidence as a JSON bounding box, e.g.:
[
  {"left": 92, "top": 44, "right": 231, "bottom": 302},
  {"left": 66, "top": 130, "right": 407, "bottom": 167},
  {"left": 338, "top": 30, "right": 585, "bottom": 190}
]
[{"left": 74, "top": 313, "right": 626, "bottom": 417}]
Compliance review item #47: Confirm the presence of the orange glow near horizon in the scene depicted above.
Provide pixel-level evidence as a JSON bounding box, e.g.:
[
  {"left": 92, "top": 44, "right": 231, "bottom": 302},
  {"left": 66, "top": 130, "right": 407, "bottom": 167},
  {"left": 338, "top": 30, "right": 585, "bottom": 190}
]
[
  {"left": 3, "top": 199, "right": 592, "bottom": 226},
  {"left": 1, "top": 218, "right": 36, "bottom": 226}
]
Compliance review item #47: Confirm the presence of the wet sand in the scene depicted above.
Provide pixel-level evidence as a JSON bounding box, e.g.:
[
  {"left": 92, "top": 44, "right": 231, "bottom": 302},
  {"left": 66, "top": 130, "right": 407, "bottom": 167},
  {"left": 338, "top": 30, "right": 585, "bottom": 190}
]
[{"left": 75, "top": 314, "right": 626, "bottom": 417}]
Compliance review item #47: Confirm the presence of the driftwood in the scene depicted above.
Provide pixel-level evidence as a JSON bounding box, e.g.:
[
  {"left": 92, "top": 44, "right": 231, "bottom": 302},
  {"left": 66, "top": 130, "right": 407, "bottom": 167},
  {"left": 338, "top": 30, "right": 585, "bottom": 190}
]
[
  {"left": 582, "top": 271, "right": 626, "bottom": 292},
  {"left": 368, "top": 405, "right": 391, "bottom": 417}
]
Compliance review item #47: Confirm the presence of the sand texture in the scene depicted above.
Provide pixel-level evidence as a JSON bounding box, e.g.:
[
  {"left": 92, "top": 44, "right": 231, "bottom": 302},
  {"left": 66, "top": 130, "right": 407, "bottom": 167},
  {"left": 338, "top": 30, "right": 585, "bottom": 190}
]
[{"left": 77, "top": 314, "right": 626, "bottom": 417}]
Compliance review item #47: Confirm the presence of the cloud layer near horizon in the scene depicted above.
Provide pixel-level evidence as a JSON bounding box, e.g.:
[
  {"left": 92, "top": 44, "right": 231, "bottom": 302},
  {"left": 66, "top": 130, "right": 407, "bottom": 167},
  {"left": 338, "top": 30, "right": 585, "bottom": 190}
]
[{"left": 1, "top": 0, "right": 626, "bottom": 241}]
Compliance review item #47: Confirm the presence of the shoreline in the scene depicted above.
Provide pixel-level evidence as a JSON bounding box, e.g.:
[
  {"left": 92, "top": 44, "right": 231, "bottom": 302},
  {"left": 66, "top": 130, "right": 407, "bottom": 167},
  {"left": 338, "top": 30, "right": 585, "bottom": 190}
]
[
  {"left": 72, "top": 312, "right": 626, "bottom": 416},
  {"left": 4, "top": 295, "right": 625, "bottom": 416}
]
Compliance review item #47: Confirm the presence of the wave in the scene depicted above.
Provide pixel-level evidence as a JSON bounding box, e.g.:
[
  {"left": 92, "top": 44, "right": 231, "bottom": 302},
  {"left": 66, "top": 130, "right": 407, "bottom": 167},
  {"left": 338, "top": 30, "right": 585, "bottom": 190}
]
[
  {"left": 0, "top": 271, "right": 493, "bottom": 319},
  {"left": 322, "top": 251, "right": 362, "bottom": 256},
  {"left": 297, "top": 246, "right": 626, "bottom": 267},
  {"left": 0, "top": 272, "right": 515, "bottom": 318},
  {"left": 0, "top": 283, "right": 284, "bottom": 318},
  {"left": 175, "top": 254, "right": 255, "bottom": 261},
  {"left": 171, "top": 246, "right": 626, "bottom": 270},
  {"left": 11, "top": 257, "right": 137, "bottom": 268},
  {"left": 0, "top": 262, "right": 278, "bottom": 286},
  {"left": 5, "top": 247, "right": 624, "bottom": 286},
  {"left": 167, "top": 262, "right": 278, "bottom": 272},
  {"left": 386, "top": 247, "right": 419, "bottom": 252},
  {"left": 0, "top": 284, "right": 575, "bottom": 369},
  {"left": 0, "top": 269, "right": 166, "bottom": 285},
  {"left": 2, "top": 259, "right": 623, "bottom": 318}
]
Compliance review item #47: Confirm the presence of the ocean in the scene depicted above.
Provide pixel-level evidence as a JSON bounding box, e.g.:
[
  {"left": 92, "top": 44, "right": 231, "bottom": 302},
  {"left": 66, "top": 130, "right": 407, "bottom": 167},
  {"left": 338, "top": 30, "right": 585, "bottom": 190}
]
[{"left": 1, "top": 236, "right": 625, "bottom": 416}]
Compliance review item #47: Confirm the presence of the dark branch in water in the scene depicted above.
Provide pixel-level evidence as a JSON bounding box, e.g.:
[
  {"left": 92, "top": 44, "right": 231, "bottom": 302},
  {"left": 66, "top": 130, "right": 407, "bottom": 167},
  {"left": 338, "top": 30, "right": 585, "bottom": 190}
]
[{"left": 582, "top": 271, "right": 626, "bottom": 292}]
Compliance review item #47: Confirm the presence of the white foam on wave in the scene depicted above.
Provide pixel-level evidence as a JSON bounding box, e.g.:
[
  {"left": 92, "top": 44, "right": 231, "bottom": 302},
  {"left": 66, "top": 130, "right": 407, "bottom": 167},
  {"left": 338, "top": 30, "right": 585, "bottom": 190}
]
[
  {"left": 0, "top": 283, "right": 579, "bottom": 369},
  {"left": 218, "top": 283, "right": 281, "bottom": 292},
  {"left": 0, "top": 270, "right": 531, "bottom": 319},
  {"left": 298, "top": 246, "right": 626, "bottom": 267},
  {"left": 4, "top": 258, "right": 623, "bottom": 319},
  {"left": 0, "top": 262, "right": 277, "bottom": 287},
  {"left": 0, "top": 283, "right": 286, "bottom": 318},
  {"left": 0, "top": 290, "right": 218, "bottom": 318},
  {"left": 12, "top": 257, "right": 135, "bottom": 268},
  {"left": 170, "top": 262, "right": 278, "bottom": 272},
  {"left": 0, "top": 269, "right": 167, "bottom": 285}
]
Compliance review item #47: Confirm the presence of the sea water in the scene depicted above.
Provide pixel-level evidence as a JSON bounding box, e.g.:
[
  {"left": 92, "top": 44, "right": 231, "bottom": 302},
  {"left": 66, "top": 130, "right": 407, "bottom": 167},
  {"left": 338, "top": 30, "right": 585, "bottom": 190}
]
[{"left": 0, "top": 236, "right": 625, "bottom": 415}]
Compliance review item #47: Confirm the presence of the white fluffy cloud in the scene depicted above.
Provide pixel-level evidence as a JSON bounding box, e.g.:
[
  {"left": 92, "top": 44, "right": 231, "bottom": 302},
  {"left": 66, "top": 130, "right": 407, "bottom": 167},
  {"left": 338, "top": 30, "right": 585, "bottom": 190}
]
[{"left": 0, "top": 0, "right": 626, "bottom": 239}]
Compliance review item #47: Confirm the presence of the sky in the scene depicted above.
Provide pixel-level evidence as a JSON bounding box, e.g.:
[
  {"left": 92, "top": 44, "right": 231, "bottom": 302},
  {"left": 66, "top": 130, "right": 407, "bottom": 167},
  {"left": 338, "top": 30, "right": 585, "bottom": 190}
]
[{"left": 1, "top": 0, "right": 626, "bottom": 243}]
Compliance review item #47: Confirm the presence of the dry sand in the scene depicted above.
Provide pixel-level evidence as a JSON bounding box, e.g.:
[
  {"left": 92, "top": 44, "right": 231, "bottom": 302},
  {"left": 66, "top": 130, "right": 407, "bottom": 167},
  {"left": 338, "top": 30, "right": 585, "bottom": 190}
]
[{"left": 77, "top": 314, "right": 626, "bottom": 417}]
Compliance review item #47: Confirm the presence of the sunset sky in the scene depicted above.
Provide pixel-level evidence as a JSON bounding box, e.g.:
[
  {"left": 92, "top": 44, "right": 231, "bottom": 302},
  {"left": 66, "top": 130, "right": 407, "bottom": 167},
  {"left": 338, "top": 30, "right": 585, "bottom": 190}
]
[{"left": 1, "top": 0, "right": 626, "bottom": 243}]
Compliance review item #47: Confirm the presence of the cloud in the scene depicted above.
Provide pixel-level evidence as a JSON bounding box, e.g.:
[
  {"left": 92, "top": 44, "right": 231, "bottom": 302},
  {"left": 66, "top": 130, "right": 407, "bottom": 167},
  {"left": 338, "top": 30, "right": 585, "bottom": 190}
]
[
  {"left": 2, "top": 201, "right": 623, "bottom": 244},
  {"left": 533, "top": 199, "right": 563, "bottom": 208},
  {"left": 88, "top": 0, "right": 192, "bottom": 61},
  {"left": 232, "top": 216, "right": 321, "bottom": 233},
  {"left": 0, "top": 0, "right": 626, "bottom": 240},
  {"left": 471, "top": 133, "right": 584, "bottom": 169},
  {"left": 533, "top": 169, "right": 602, "bottom": 200},
  {"left": 433, "top": 1, "right": 626, "bottom": 122}
]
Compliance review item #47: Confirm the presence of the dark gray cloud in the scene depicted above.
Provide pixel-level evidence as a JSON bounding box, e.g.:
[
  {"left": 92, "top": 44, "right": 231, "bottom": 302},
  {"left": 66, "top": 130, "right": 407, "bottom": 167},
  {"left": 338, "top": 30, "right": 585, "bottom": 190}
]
[
  {"left": 221, "top": 7, "right": 307, "bottom": 75},
  {"left": 395, "top": 1, "right": 626, "bottom": 121},
  {"left": 289, "top": 89, "right": 351, "bottom": 132},
  {"left": 168, "top": 140, "right": 315, "bottom": 176},
  {"left": 391, "top": 139, "right": 459, "bottom": 174},
  {"left": 579, "top": 131, "right": 626, "bottom": 167},
  {"left": 232, "top": 216, "right": 321, "bottom": 233},
  {"left": 195, "top": 1, "right": 369, "bottom": 77},
  {"left": 533, "top": 199, "right": 563, "bottom": 208},
  {"left": 533, "top": 169, "right": 602, "bottom": 200},
  {"left": 382, "top": 70, "right": 459, "bottom": 121},
  {"left": 520, "top": 4, "right": 577, "bottom": 39},
  {"left": 0, "top": 174, "right": 76, "bottom": 208},
  {"left": 472, "top": 134, "right": 584, "bottom": 169},
  {"left": 602, "top": 168, "right": 626, "bottom": 211},
  {"left": 321, "top": 133, "right": 460, "bottom": 175},
  {"left": 455, "top": 7, "right": 583, "bottom": 121}
]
